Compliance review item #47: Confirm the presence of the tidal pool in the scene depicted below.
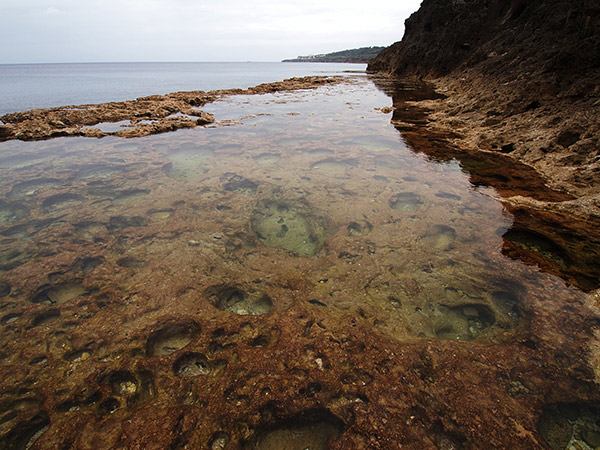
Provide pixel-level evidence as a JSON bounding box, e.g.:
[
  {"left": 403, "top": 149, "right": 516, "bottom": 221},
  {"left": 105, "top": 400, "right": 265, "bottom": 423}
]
[{"left": 0, "top": 76, "right": 598, "bottom": 449}]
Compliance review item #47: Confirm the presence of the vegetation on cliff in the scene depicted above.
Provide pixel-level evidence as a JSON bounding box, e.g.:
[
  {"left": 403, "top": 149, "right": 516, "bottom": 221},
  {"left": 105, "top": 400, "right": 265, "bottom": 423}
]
[{"left": 283, "top": 46, "right": 385, "bottom": 63}]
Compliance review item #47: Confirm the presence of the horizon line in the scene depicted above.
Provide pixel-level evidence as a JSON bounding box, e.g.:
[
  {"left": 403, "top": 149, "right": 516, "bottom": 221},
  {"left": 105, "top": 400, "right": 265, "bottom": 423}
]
[{"left": 0, "top": 60, "right": 368, "bottom": 66}]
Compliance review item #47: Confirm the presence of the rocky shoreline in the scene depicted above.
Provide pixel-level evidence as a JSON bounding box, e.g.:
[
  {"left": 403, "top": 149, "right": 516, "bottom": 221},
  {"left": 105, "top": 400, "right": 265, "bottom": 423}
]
[
  {"left": 378, "top": 71, "right": 600, "bottom": 222},
  {"left": 368, "top": 0, "right": 600, "bottom": 223},
  {"left": 0, "top": 76, "right": 342, "bottom": 141}
]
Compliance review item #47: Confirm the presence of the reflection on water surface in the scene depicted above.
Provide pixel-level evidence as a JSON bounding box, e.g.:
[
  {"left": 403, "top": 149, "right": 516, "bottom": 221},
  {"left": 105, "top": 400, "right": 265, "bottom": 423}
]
[{"left": 0, "top": 76, "right": 599, "bottom": 449}]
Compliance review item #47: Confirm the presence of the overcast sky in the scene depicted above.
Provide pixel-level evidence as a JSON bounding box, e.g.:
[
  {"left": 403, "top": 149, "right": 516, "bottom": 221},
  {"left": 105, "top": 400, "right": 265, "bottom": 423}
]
[{"left": 0, "top": 0, "right": 422, "bottom": 63}]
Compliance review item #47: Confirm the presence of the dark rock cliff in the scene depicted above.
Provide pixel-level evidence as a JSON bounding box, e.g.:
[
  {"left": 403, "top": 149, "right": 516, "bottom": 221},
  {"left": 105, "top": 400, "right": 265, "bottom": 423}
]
[
  {"left": 368, "top": 0, "right": 600, "bottom": 89},
  {"left": 367, "top": 0, "right": 600, "bottom": 222}
]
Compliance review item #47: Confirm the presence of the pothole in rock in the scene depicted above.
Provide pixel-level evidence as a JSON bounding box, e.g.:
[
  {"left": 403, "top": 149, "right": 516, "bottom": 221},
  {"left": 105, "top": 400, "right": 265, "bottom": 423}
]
[
  {"left": 247, "top": 409, "right": 345, "bottom": 450},
  {"left": 173, "top": 352, "right": 211, "bottom": 377},
  {"left": 2, "top": 413, "right": 49, "bottom": 450},
  {"left": 31, "top": 309, "right": 61, "bottom": 327},
  {"left": 434, "top": 304, "right": 496, "bottom": 341},
  {"left": 149, "top": 209, "right": 174, "bottom": 220},
  {"left": 146, "top": 320, "right": 201, "bottom": 357},
  {"left": 0, "top": 246, "right": 32, "bottom": 271},
  {"left": 108, "top": 370, "right": 138, "bottom": 397},
  {"left": 435, "top": 192, "right": 462, "bottom": 201},
  {"left": 117, "top": 256, "right": 146, "bottom": 269},
  {"left": 107, "top": 215, "right": 149, "bottom": 232},
  {"left": 205, "top": 285, "right": 273, "bottom": 316},
  {"left": 98, "top": 397, "right": 120, "bottom": 415},
  {"left": 310, "top": 158, "right": 356, "bottom": 176},
  {"left": 111, "top": 188, "right": 150, "bottom": 205},
  {"left": 307, "top": 148, "right": 334, "bottom": 157},
  {"left": 209, "top": 431, "right": 231, "bottom": 449},
  {"left": 8, "top": 178, "right": 61, "bottom": 198},
  {"left": 389, "top": 192, "right": 423, "bottom": 212},
  {"left": 74, "top": 256, "right": 104, "bottom": 274},
  {"left": 64, "top": 348, "right": 92, "bottom": 362},
  {"left": 423, "top": 225, "right": 457, "bottom": 251},
  {"left": 539, "top": 403, "right": 600, "bottom": 450},
  {"left": 1, "top": 312, "right": 21, "bottom": 325},
  {"left": 254, "top": 153, "right": 281, "bottom": 164},
  {"left": 347, "top": 220, "right": 372, "bottom": 236},
  {"left": 0, "top": 281, "right": 11, "bottom": 297},
  {"left": 250, "top": 199, "right": 329, "bottom": 256},
  {"left": 503, "top": 229, "right": 569, "bottom": 269},
  {"left": 31, "top": 281, "right": 88, "bottom": 305},
  {"left": 41, "top": 193, "right": 85, "bottom": 214},
  {"left": 0, "top": 200, "right": 30, "bottom": 224},
  {"left": 162, "top": 145, "right": 214, "bottom": 179},
  {"left": 74, "top": 163, "right": 126, "bottom": 180},
  {"left": 222, "top": 174, "right": 259, "bottom": 195}
]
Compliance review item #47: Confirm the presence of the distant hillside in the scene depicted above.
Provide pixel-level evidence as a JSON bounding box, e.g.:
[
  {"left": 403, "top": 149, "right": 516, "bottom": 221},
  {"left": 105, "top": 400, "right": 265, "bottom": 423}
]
[{"left": 283, "top": 47, "right": 385, "bottom": 63}]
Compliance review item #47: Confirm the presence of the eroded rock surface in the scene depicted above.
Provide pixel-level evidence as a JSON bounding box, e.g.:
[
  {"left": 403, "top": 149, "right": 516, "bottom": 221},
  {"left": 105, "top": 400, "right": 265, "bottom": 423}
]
[
  {"left": 368, "top": 0, "right": 600, "bottom": 222},
  {"left": 0, "top": 76, "right": 341, "bottom": 142}
]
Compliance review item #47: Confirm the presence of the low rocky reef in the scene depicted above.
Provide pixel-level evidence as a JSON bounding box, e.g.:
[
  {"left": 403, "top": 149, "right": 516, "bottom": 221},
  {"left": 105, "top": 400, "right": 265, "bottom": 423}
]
[{"left": 0, "top": 76, "right": 342, "bottom": 141}]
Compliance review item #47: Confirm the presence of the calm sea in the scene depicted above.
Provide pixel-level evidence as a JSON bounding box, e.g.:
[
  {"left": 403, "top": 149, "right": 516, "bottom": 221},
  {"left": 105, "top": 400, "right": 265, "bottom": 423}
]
[{"left": 0, "top": 61, "right": 365, "bottom": 116}]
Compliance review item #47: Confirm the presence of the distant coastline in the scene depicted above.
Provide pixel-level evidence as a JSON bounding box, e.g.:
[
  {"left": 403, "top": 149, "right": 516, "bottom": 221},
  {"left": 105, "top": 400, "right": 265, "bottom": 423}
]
[{"left": 283, "top": 46, "right": 385, "bottom": 64}]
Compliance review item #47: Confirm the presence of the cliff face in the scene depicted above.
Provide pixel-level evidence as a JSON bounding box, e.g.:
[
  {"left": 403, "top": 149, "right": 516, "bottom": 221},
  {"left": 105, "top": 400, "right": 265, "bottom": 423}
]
[
  {"left": 368, "top": 0, "right": 600, "bottom": 85},
  {"left": 368, "top": 0, "right": 600, "bottom": 220}
]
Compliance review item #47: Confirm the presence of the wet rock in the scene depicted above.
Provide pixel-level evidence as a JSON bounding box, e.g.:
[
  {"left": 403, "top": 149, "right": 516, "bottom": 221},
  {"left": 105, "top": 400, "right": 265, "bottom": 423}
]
[
  {"left": 41, "top": 193, "right": 85, "bottom": 213},
  {"left": 539, "top": 404, "right": 600, "bottom": 450},
  {"left": 248, "top": 409, "right": 344, "bottom": 450},
  {"left": 108, "top": 371, "right": 138, "bottom": 396},
  {"left": 0, "top": 282, "right": 11, "bottom": 298},
  {"left": 107, "top": 215, "right": 149, "bottom": 231},
  {"left": 0, "top": 200, "right": 30, "bottom": 223},
  {"left": 557, "top": 130, "right": 581, "bottom": 148},
  {"left": 0, "top": 124, "right": 14, "bottom": 139},
  {"left": 251, "top": 199, "right": 329, "bottom": 256},
  {"left": 254, "top": 153, "right": 281, "bottom": 164},
  {"left": 423, "top": 225, "right": 457, "bottom": 251},
  {"left": 347, "top": 220, "right": 372, "bottom": 236},
  {"left": 503, "top": 229, "right": 569, "bottom": 269},
  {"left": 0, "top": 245, "right": 32, "bottom": 271},
  {"left": 1, "top": 413, "right": 49, "bottom": 450},
  {"left": 310, "top": 158, "right": 356, "bottom": 175},
  {"left": 389, "top": 192, "right": 423, "bottom": 212},
  {"left": 435, "top": 304, "right": 495, "bottom": 341},
  {"left": 111, "top": 188, "right": 150, "bottom": 204},
  {"left": 75, "top": 256, "right": 104, "bottom": 274},
  {"left": 31, "top": 309, "right": 61, "bottom": 327},
  {"left": 31, "top": 281, "right": 88, "bottom": 305},
  {"left": 64, "top": 349, "right": 92, "bottom": 362},
  {"left": 222, "top": 173, "right": 259, "bottom": 195},
  {"left": 538, "top": 405, "right": 576, "bottom": 450},
  {"left": 148, "top": 209, "right": 174, "bottom": 219},
  {"left": 1, "top": 313, "right": 21, "bottom": 325},
  {"left": 173, "top": 352, "right": 211, "bottom": 377},
  {"left": 99, "top": 397, "right": 120, "bottom": 415},
  {"left": 209, "top": 431, "right": 230, "bottom": 450},
  {"left": 435, "top": 192, "right": 461, "bottom": 200},
  {"left": 117, "top": 256, "right": 146, "bottom": 269},
  {"left": 205, "top": 285, "right": 273, "bottom": 316},
  {"left": 146, "top": 320, "right": 201, "bottom": 357}
]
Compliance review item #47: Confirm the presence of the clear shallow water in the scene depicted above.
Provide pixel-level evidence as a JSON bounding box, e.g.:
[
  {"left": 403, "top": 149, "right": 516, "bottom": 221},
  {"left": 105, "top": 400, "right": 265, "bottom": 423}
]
[
  {"left": 0, "top": 62, "right": 365, "bottom": 116},
  {"left": 0, "top": 76, "right": 598, "bottom": 449}
]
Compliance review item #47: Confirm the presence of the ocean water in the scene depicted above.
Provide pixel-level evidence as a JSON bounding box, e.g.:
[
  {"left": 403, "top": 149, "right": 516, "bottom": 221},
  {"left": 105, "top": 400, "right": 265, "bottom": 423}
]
[{"left": 0, "top": 62, "right": 365, "bottom": 116}]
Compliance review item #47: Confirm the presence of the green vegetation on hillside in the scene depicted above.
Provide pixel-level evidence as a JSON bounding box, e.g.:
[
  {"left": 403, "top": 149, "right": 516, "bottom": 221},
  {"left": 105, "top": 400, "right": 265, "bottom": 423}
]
[{"left": 283, "top": 46, "right": 385, "bottom": 63}]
